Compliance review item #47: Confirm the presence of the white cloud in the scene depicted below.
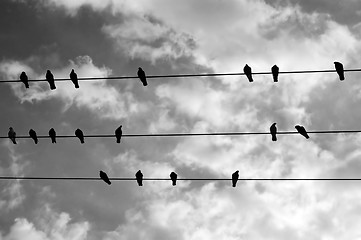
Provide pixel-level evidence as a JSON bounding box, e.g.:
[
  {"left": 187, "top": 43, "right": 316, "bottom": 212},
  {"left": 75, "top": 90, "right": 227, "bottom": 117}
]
[
  {"left": 0, "top": 206, "right": 89, "bottom": 240},
  {"left": 0, "top": 56, "right": 144, "bottom": 120}
]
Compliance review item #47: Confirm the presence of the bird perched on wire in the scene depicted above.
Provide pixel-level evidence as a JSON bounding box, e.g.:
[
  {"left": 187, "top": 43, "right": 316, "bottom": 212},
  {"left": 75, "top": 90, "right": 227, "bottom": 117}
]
[
  {"left": 170, "top": 171, "right": 177, "bottom": 186},
  {"left": 271, "top": 65, "right": 279, "bottom": 82},
  {"left": 20, "top": 72, "right": 29, "bottom": 88},
  {"left": 295, "top": 125, "right": 310, "bottom": 139},
  {"left": 99, "top": 170, "right": 111, "bottom": 185},
  {"left": 137, "top": 67, "right": 147, "bottom": 86},
  {"left": 8, "top": 127, "right": 16, "bottom": 144},
  {"left": 270, "top": 123, "right": 277, "bottom": 141},
  {"left": 49, "top": 128, "right": 56, "bottom": 143},
  {"left": 232, "top": 170, "right": 239, "bottom": 187},
  {"left": 75, "top": 128, "right": 85, "bottom": 144},
  {"left": 135, "top": 170, "right": 143, "bottom": 186},
  {"left": 115, "top": 125, "right": 122, "bottom": 143},
  {"left": 334, "top": 62, "right": 344, "bottom": 81},
  {"left": 243, "top": 64, "right": 253, "bottom": 82},
  {"left": 70, "top": 69, "right": 79, "bottom": 89},
  {"left": 46, "top": 70, "right": 56, "bottom": 90},
  {"left": 29, "top": 129, "right": 38, "bottom": 144}
]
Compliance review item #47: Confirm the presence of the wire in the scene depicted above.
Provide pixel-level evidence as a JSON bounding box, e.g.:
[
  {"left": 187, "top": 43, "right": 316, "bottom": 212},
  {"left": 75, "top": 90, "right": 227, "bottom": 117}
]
[
  {"left": 1, "top": 68, "right": 361, "bottom": 83},
  {"left": 1, "top": 130, "right": 361, "bottom": 139},
  {"left": 0, "top": 177, "right": 359, "bottom": 181}
]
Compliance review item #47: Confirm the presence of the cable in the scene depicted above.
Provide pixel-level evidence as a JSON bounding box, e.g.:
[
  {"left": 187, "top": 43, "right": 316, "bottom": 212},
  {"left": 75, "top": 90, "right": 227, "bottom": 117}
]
[
  {"left": 1, "top": 130, "right": 361, "bottom": 139},
  {"left": 0, "top": 177, "right": 359, "bottom": 181},
  {"left": 1, "top": 68, "right": 361, "bottom": 83}
]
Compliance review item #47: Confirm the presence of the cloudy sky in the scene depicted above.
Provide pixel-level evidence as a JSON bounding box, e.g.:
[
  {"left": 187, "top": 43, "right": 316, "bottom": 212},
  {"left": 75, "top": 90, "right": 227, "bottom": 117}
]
[{"left": 1, "top": 0, "right": 361, "bottom": 239}]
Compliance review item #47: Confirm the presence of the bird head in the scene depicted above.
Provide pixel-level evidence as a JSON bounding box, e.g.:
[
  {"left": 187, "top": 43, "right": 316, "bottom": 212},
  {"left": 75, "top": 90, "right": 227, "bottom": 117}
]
[{"left": 295, "top": 125, "right": 300, "bottom": 129}]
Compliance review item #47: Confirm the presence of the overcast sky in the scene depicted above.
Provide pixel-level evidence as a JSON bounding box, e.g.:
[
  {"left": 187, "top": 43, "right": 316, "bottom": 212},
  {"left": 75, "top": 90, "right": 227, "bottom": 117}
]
[{"left": 1, "top": 0, "right": 361, "bottom": 239}]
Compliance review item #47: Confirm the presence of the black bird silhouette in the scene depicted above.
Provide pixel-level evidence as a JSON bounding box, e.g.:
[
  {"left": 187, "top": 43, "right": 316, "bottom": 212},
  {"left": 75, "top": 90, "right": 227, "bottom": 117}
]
[
  {"left": 271, "top": 65, "right": 279, "bottom": 82},
  {"left": 46, "top": 70, "right": 56, "bottom": 90},
  {"left": 49, "top": 128, "right": 56, "bottom": 143},
  {"left": 99, "top": 170, "right": 111, "bottom": 185},
  {"left": 170, "top": 171, "right": 177, "bottom": 186},
  {"left": 270, "top": 123, "right": 277, "bottom": 141},
  {"left": 70, "top": 69, "right": 79, "bottom": 89},
  {"left": 135, "top": 170, "right": 143, "bottom": 186},
  {"left": 75, "top": 128, "right": 85, "bottom": 144},
  {"left": 243, "top": 64, "right": 253, "bottom": 82},
  {"left": 29, "top": 129, "right": 38, "bottom": 144},
  {"left": 232, "top": 170, "right": 239, "bottom": 187},
  {"left": 20, "top": 72, "right": 29, "bottom": 88},
  {"left": 137, "top": 67, "right": 147, "bottom": 86},
  {"left": 334, "top": 62, "right": 344, "bottom": 81},
  {"left": 115, "top": 125, "right": 122, "bottom": 143},
  {"left": 8, "top": 127, "right": 16, "bottom": 144},
  {"left": 295, "top": 125, "right": 310, "bottom": 139}
]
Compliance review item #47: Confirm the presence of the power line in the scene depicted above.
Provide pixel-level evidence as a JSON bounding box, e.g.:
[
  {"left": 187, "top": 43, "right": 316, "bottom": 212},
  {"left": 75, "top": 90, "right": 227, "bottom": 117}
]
[
  {"left": 0, "top": 176, "right": 359, "bottom": 181},
  {"left": 1, "top": 68, "right": 361, "bottom": 83},
  {"left": 1, "top": 130, "right": 361, "bottom": 140}
]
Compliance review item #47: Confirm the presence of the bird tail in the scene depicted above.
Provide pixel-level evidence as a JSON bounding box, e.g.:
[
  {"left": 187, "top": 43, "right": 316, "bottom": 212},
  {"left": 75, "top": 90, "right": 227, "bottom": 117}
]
[
  {"left": 116, "top": 138, "right": 121, "bottom": 143},
  {"left": 12, "top": 139, "right": 17, "bottom": 144},
  {"left": 25, "top": 83, "right": 29, "bottom": 88},
  {"left": 52, "top": 139, "right": 56, "bottom": 143},
  {"left": 272, "top": 135, "right": 277, "bottom": 141},
  {"left": 35, "top": 139, "right": 38, "bottom": 144},
  {"left": 81, "top": 139, "right": 84, "bottom": 144},
  {"left": 50, "top": 82, "right": 56, "bottom": 90},
  {"left": 172, "top": 180, "right": 176, "bottom": 186},
  {"left": 75, "top": 83, "right": 79, "bottom": 88},
  {"left": 340, "top": 73, "right": 345, "bottom": 81},
  {"left": 273, "top": 76, "right": 278, "bottom": 82},
  {"left": 143, "top": 81, "right": 148, "bottom": 86}
]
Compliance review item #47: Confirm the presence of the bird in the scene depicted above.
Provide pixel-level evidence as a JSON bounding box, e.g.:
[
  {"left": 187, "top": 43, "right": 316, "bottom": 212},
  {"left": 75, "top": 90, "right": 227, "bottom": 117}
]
[
  {"left": 232, "top": 170, "right": 239, "bottom": 187},
  {"left": 70, "top": 69, "right": 79, "bottom": 89},
  {"left": 99, "top": 170, "right": 111, "bottom": 185},
  {"left": 170, "top": 171, "right": 177, "bottom": 186},
  {"left": 135, "top": 170, "right": 143, "bottom": 186},
  {"left": 8, "top": 127, "right": 16, "bottom": 144},
  {"left": 271, "top": 65, "right": 279, "bottom": 82},
  {"left": 20, "top": 72, "right": 29, "bottom": 88},
  {"left": 29, "top": 129, "right": 38, "bottom": 144},
  {"left": 46, "top": 70, "right": 56, "bottom": 90},
  {"left": 295, "top": 125, "right": 310, "bottom": 139},
  {"left": 137, "top": 67, "right": 147, "bottom": 86},
  {"left": 243, "top": 64, "right": 253, "bottom": 82},
  {"left": 270, "top": 123, "right": 277, "bottom": 141},
  {"left": 49, "top": 128, "right": 56, "bottom": 143},
  {"left": 75, "top": 128, "right": 84, "bottom": 144},
  {"left": 115, "top": 125, "right": 122, "bottom": 143},
  {"left": 334, "top": 62, "right": 344, "bottom": 81}
]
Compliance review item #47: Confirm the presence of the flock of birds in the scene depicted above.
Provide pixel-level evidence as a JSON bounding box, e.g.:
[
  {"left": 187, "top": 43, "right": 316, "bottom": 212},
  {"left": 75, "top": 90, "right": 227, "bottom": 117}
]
[
  {"left": 99, "top": 170, "right": 178, "bottom": 187},
  {"left": 10, "top": 62, "right": 338, "bottom": 187},
  {"left": 18, "top": 67, "right": 147, "bottom": 89},
  {"left": 7, "top": 126, "right": 123, "bottom": 144},
  {"left": 16, "top": 62, "right": 346, "bottom": 90},
  {"left": 7, "top": 123, "right": 309, "bottom": 187},
  {"left": 6, "top": 124, "right": 309, "bottom": 145}
]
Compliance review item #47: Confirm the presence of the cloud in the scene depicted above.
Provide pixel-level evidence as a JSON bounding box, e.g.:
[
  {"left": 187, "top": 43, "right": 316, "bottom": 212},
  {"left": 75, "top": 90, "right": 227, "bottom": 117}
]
[
  {"left": 0, "top": 55, "right": 144, "bottom": 120},
  {"left": 0, "top": 206, "right": 89, "bottom": 240},
  {"left": 102, "top": 16, "right": 195, "bottom": 64},
  {"left": 0, "top": 141, "right": 27, "bottom": 211}
]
